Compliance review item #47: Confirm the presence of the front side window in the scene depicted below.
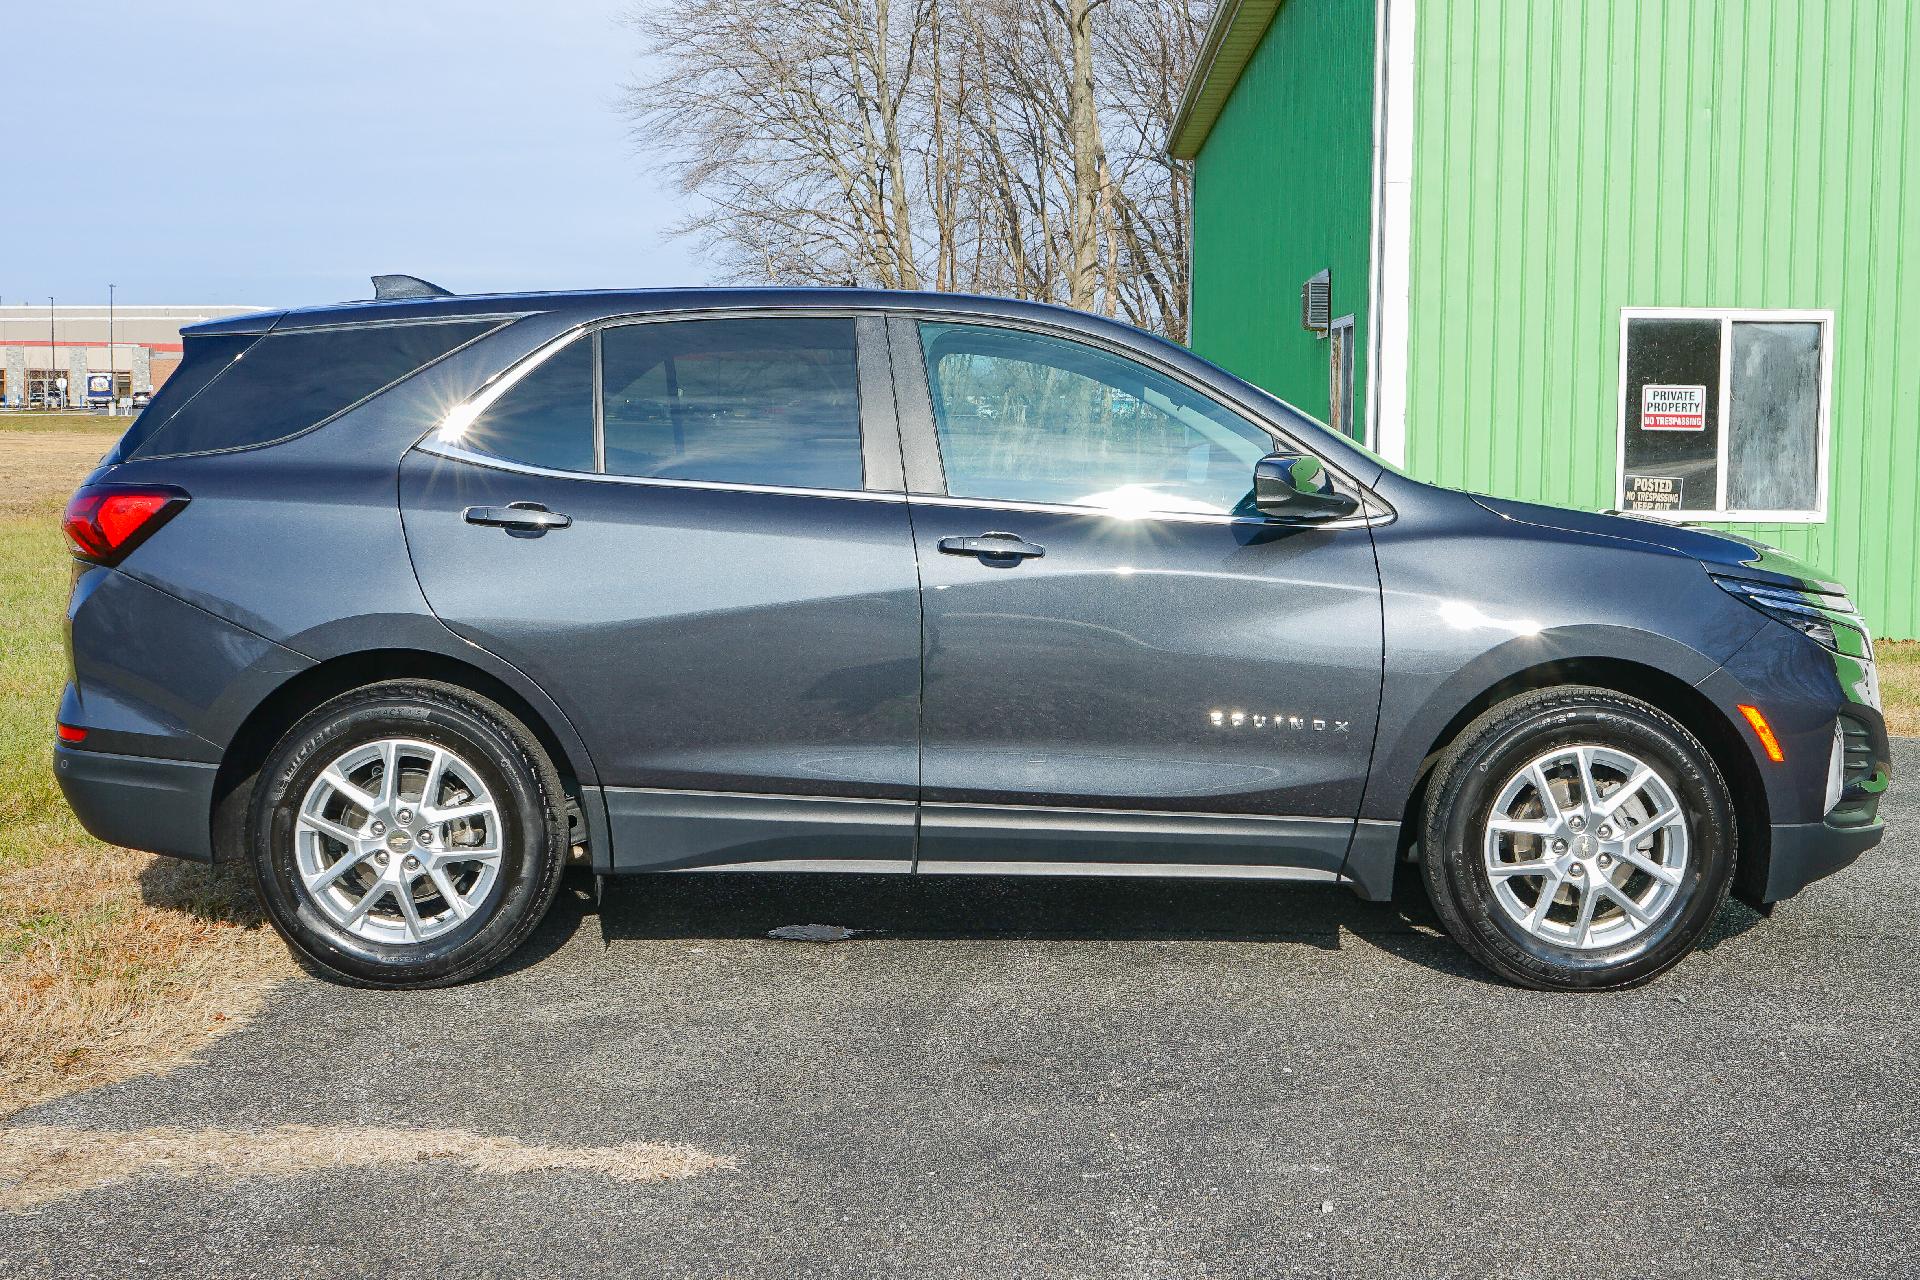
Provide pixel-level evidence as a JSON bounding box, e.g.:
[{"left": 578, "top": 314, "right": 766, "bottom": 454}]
[
  {"left": 918, "top": 322, "right": 1275, "bottom": 516},
  {"left": 601, "top": 317, "right": 863, "bottom": 490},
  {"left": 1619, "top": 310, "right": 1830, "bottom": 521}
]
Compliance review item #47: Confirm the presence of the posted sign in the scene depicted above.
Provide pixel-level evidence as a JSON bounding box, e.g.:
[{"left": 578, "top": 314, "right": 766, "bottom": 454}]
[
  {"left": 1625, "top": 475, "right": 1684, "bottom": 512},
  {"left": 1641, "top": 384, "right": 1707, "bottom": 431}
]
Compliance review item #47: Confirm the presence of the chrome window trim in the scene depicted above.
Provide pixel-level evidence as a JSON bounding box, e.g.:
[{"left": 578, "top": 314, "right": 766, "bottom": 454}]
[
  {"left": 420, "top": 437, "right": 1391, "bottom": 527},
  {"left": 904, "top": 491, "right": 1391, "bottom": 530},
  {"left": 418, "top": 438, "right": 912, "bottom": 504}
]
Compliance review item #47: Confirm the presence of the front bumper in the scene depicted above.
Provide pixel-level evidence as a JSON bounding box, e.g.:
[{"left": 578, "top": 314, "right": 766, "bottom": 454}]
[
  {"left": 1761, "top": 817, "right": 1884, "bottom": 903},
  {"left": 1699, "top": 612, "right": 1891, "bottom": 906},
  {"left": 55, "top": 745, "right": 216, "bottom": 862}
]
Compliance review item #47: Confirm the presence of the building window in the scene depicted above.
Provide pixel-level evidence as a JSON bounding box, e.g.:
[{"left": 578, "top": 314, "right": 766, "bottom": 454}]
[
  {"left": 1617, "top": 308, "right": 1832, "bottom": 522},
  {"left": 1328, "top": 314, "right": 1357, "bottom": 443}
]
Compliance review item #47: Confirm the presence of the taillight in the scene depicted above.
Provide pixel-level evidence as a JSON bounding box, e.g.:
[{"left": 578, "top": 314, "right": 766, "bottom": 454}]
[{"left": 61, "top": 484, "right": 190, "bottom": 566}]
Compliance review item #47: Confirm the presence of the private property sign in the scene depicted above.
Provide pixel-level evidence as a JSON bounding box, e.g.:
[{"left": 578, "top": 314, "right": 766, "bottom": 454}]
[{"left": 1641, "top": 384, "right": 1707, "bottom": 431}]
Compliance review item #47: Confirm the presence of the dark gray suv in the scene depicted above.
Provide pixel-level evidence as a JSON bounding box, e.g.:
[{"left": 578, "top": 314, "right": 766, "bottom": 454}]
[{"left": 55, "top": 287, "right": 1889, "bottom": 990}]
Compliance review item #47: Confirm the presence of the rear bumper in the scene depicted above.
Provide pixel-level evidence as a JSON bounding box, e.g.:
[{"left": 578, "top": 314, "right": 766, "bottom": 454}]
[
  {"left": 55, "top": 745, "right": 216, "bottom": 862},
  {"left": 1761, "top": 817, "right": 1884, "bottom": 903}
]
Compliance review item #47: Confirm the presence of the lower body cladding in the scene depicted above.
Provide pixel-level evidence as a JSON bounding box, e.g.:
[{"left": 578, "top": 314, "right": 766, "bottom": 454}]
[
  {"left": 595, "top": 787, "right": 1404, "bottom": 900},
  {"left": 55, "top": 748, "right": 1880, "bottom": 911},
  {"left": 56, "top": 745, "right": 218, "bottom": 862}
]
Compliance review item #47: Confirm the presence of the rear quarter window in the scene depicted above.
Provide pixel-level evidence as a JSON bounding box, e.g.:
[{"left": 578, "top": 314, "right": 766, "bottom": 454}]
[
  {"left": 109, "top": 333, "right": 259, "bottom": 461},
  {"left": 128, "top": 319, "right": 500, "bottom": 459}
]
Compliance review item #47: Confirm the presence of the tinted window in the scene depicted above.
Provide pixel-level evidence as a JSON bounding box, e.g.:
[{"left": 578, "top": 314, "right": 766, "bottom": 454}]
[
  {"left": 600, "top": 318, "right": 863, "bottom": 490},
  {"left": 918, "top": 322, "right": 1273, "bottom": 515},
  {"left": 130, "top": 319, "right": 498, "bottom": 458},
  {"left": 109, "top": 333, "right": 258, "bottom": 461},
  {"left": 1621, "top": 317, "right": 1722, "bottom": 513},
  {"left": 459, "top": 335, "right": 596, "bottom": 473}
]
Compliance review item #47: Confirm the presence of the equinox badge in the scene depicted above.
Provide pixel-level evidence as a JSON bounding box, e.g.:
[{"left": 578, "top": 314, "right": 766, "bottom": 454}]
[{"left": 1209, "top": 710, "right": 1350, "bottom": 733}]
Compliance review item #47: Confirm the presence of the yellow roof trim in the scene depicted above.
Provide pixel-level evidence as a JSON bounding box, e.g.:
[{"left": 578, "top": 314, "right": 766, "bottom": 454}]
[{"left": 1167, "top": 0, "right": 1286, "bottom": 160}]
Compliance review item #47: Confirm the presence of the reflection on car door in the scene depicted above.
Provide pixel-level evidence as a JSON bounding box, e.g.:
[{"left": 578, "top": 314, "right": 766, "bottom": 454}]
[{"left": 893, "top": 317, "right": 1385, "bottom": 880}]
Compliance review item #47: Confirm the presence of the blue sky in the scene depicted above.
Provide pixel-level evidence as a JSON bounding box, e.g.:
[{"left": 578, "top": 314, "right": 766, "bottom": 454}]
[{"left": 2, "top": 0, "right": 706, "bottom": 307}]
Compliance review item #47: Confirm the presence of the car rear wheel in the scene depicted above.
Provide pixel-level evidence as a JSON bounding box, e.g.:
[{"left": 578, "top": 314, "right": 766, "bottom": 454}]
[
  {"left": 247, "top": 679, "right": 568, "bottom": 987},
  {"left": 1420, "top": 686, "right": 1735, "bottom": 990}
]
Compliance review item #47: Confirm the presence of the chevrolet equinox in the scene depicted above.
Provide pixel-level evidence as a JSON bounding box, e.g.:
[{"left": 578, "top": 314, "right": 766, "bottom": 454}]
[{"left": 55, "top": 284, "right": 1890, "bottom": 990}]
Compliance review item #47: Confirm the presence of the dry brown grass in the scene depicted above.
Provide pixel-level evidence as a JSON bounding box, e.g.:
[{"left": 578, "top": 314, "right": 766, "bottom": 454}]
[
  {"left": 0, "top": 1123, "right": 735, "bottom": 1211},
  {"left": 0, "top": 844, "right": 293, "bottom": 1118},
  {"left": 0, "top": 425, "right": 116, "bottom": 518},
  {"left": 1, "top": 419, "right": 297, "bottom": 1119},
  {"left": 1877, "top": 640, "right": 1920, "bottom": 737}
]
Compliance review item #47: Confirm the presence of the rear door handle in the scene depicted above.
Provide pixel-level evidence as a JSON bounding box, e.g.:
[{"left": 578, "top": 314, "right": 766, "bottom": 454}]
[
  {"left": 937, "top": 532, "right": 1045, "bottom": 560},
  {"left": 463, "top": 502, "right": 572, "bottom": 532}
]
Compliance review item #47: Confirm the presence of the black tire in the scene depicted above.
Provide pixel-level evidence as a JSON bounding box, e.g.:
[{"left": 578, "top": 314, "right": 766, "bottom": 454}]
[
  {"left": 1420, "top": 686, "right": 1735, "bottom": 991},
  {"left": 246, "top": 679, "right": 568, "bottom": 988}
]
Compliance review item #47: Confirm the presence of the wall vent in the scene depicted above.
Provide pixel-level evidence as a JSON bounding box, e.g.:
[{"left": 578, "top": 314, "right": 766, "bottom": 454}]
[{"left": 1301, "top": 269, "right": 1331, "bottom": 336}]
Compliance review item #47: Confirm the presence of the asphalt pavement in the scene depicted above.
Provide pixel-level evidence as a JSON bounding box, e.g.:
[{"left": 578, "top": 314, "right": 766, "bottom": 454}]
[{"left": 4, "top": 743, "right": 1917, "bottom": 1278}]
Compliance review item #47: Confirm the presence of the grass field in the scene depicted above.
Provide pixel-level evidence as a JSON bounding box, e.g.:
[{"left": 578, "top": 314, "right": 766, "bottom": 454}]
[
  {"left": 0, "top": 412, "right": 1915, "bottom": 1116},
  {"left": 0, "top": 413, "right": 289, "bottom": 1118}
]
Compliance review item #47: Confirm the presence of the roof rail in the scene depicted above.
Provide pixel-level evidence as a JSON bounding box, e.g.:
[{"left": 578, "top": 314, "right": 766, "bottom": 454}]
[{"left": 371, "top": 274, "right": 454, "bottom": 300}]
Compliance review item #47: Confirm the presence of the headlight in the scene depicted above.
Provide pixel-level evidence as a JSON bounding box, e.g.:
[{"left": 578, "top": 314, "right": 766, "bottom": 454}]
[{"left": 1710, "top": 573, "right": 1872, "bottom": 659}]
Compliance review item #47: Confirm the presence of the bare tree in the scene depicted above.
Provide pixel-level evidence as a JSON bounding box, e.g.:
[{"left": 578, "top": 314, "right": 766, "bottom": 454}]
[{"left": 622, "top": 0, "right": 1205, "bottom": 339}]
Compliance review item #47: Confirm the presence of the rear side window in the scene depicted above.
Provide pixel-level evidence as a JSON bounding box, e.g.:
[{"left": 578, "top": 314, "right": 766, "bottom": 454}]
[
  {"left": 129, "top": 319, "right": 499, "bottom": 459},
  {"left": 600, "top": 318, "right": 863, "bottom": 490},
  {"left": 460, "top": 335, "right": 596, "bottom": 473}
]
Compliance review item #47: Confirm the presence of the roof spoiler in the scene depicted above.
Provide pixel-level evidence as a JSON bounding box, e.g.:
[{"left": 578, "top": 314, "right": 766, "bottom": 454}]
[{"left": 371, "top": 274, "right": 454, "bottom": 301}]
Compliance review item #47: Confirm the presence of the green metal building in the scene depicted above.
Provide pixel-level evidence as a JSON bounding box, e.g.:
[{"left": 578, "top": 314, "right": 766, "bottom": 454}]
[{"left": 1171, "top": 0, "right": 1920, "bottom": 637}]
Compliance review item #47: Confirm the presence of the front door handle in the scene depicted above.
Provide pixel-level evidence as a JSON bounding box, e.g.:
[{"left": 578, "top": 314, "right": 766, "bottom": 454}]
[
  {"left": 463, "top": 501, "right": 572, "bottom": 532},
  {"left": 937, "top": 531, "right": 1045, "bottom": 561}
]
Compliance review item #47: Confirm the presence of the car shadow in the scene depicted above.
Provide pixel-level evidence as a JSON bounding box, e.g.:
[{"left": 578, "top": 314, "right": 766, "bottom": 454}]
[
  {"left": 585, "top": 863, "right": 1772, "bottom": 988},
  {"left": 585, "top": 866, "right": 1528, "bottom": 985},
  {"left": 136, "top": 857, "right": 1769, "bottom": 989},
  {"left": 137, "top": 856, "right": 266, "bottom": 927}
]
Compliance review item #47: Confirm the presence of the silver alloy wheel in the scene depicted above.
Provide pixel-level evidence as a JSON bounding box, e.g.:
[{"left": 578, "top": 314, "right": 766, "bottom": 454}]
[
  {"left": 294, "top": 738, "right": 504, "bottom": 944},
  {"left": 1481, "top": 743, "right": 1689, "bottom": 950}
]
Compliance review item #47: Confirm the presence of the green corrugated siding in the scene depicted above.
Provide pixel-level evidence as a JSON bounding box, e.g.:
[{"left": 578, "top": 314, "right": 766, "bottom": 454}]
[
  {"left": 1406, "top": 0, "right": 1920, "bottom": 636},
  {"left": 1190, "top": 0, "right": 1376, "bottom": 428}
]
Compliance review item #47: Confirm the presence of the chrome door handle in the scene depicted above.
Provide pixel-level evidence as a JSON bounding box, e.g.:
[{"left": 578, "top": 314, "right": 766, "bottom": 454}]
[
  {"left": 463, "top": 502, "right": 572, "bottom": 532},
  {"left": 937, "top": 532, "right": 1045, "bottom": 560}
]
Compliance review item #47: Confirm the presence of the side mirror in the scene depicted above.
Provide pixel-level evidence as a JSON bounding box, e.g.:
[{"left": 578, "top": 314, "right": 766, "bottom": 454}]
[{"left": 1253, "top": 452, "right": 1360, "bottom": 522}]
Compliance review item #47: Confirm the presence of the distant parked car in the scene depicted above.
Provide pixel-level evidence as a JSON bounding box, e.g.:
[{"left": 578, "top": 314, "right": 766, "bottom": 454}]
[{"left": 53, "top": 285, "right": 1891, "bottom": 990}]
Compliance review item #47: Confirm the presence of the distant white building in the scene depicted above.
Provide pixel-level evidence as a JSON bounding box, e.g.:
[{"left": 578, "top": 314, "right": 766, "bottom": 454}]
[{"left": 0, "top": 304, "right": 261, "bottom": 407}]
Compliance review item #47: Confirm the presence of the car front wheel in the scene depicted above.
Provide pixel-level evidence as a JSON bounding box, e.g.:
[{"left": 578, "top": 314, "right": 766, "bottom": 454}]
[
  {"left": 1420, "top": 686, "right": 1736, "bottom": 990},
  {"left": 247, "top": 679, "right": 569, "bottom": 987}
]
